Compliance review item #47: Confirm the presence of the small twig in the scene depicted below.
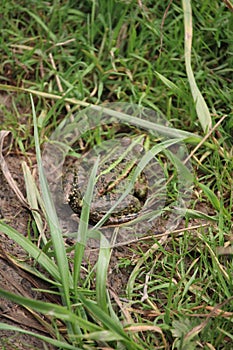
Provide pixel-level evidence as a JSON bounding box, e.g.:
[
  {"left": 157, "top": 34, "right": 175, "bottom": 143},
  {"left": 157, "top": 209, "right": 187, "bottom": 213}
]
[
  {"left": 109, "top": 287, "right": 133, "bottom": 324},
  {"left": 222, "top": 0, "right": 233, "bottom": 12},
  {"left": 159, "top": 0, "right": 173, "bottom": 55},
  {"left": 184, "top": 297, "right": 233, "bottom": 342},
  {"left": 107, "top": 223, "right": 209, "bottom": 249},
  {"left": 0, "top": 131, "right": 29, "bottom": 208},
  {"left": 184, "top": 115, "right": 227, "bottom": 164},
  {"left": 55, "top": 38, "right": 76, "bottom": 47}
]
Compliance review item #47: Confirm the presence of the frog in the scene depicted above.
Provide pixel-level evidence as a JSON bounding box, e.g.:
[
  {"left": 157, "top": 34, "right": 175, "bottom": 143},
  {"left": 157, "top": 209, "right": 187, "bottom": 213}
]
[{"left": 63, "top": 134, "right": 149, "bottom": 226}]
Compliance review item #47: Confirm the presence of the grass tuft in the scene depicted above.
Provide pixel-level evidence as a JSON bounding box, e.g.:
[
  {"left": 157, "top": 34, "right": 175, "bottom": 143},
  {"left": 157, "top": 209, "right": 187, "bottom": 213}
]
[{"left": 0, "top": 0, "right": 232, "bottom": 348}]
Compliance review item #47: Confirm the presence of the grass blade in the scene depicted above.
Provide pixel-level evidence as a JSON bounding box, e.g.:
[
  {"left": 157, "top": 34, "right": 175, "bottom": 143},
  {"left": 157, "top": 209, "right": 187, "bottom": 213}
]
[
  {"left": 182, "top": 0, "right": 212, "bottom": 132},
  {"left": 31, "top": 95, "right": 72, "bottom": 305},
  {"left": 20, "top": 7, "right": 57, "bottom": 42},
  {"left": 73, "top": 157, "right": 100, "bottom": 293},
  {"left": 0, "top": 289, "right": 102, "bottom": 332},
  {"left": 0, "top": 323, "right": 79, "bottom": 350},
  {"left": 79, "top": 295, "right": 144, "bottom": 350},
  {"left": 22, "top": 161, "right": 47, "bottom": 245},
  {"left": 96, "top": 239, "right": 111, "bottom": 313},
  {"left": 0, "top": 222, "right": 60, "bottom": 281}
]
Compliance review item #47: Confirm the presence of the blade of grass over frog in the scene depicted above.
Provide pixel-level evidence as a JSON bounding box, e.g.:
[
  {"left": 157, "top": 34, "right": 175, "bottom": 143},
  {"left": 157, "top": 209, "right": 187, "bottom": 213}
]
[
  {"left": 73, "top": 157, "right": 100, "bottom": 294},
  {"left": 31, "top": 95, "right": 72, "bottom": 306},
  {"left": 70, "top": 155, "right": 113, "bottom": 312},
  {"left": 94, "top": 138, "right": 187, "bottom": 228},
  {"left": 182, "top": 0, "right": 212, "bottom": 132},
  {"left": 76, "top": 105, "right": 201, "bottom": 141},
  {"left": 0, "top": 323, "right": 80, "bottom": 350},
  {"left": 0, "top": 84, "right": 202, "bottom": 142},
  {"left": 22, "top": 161, "right": 47, "bottom": 245},
  {"left": 79, "top": 295, "right": 144, "bottom": 350},
  {"left": 0, "top": 222, "right": 61, "bottom": 281}
]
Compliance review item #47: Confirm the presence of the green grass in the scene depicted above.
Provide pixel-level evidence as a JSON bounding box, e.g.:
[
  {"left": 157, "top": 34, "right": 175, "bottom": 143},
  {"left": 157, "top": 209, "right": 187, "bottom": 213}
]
[{"left": 0, "top": 0, "right": 233, "bottom": 349}]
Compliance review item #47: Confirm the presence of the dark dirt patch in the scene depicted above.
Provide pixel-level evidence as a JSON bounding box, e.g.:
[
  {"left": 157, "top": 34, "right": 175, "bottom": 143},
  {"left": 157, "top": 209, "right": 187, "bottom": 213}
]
[{"left": 0, "top": 154, "right": 55, "bottom": 350}]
